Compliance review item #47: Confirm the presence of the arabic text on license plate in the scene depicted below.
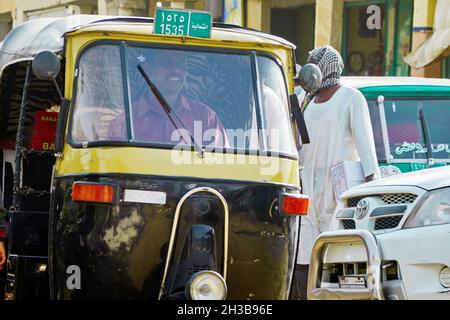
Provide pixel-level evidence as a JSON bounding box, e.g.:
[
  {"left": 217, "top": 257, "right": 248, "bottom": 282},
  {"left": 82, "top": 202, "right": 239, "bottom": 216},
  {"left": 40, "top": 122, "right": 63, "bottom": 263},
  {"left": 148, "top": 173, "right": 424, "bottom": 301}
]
[{"left": 338, "top": 276, "right": 366, "bottom": 289}]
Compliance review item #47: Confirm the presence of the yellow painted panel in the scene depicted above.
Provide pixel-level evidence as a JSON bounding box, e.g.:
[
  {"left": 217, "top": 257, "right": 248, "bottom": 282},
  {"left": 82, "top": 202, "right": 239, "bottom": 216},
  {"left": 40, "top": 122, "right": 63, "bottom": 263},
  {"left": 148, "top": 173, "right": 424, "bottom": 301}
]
[{"left": 56, "top": 146, "right": 300, "bottom": 187}]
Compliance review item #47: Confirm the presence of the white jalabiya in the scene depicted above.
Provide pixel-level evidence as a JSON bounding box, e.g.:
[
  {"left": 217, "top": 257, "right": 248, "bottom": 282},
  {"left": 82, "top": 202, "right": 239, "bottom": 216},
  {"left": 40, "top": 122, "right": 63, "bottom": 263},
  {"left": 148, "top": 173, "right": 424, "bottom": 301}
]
[{"left": 298, "top": 85, "right": 380, "bottom": 264}]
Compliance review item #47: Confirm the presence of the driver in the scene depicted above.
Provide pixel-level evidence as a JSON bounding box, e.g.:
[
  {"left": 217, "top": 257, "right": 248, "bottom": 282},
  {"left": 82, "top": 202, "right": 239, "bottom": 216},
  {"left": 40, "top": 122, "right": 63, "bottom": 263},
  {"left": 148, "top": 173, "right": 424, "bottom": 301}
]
[
  {"left": 0, "top": 206, "right": 6, "bottom": 272},
  {"left": 109, "top": 50, "right": 229, "bottom": 148}
]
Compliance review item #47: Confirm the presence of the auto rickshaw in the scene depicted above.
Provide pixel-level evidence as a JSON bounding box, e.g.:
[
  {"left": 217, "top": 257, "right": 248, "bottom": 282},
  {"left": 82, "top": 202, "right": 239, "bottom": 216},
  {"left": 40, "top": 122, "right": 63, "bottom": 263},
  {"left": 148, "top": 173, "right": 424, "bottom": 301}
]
[{"left": 0, "top": 10, "right": 309, "bottom": 300}]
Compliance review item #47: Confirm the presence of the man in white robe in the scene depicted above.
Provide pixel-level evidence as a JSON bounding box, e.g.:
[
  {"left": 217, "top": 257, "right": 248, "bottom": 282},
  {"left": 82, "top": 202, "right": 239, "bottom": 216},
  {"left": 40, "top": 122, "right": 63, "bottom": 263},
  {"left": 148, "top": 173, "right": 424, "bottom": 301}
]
[{"left": 292, "top": 46, "right": 380, "bottom": 299}]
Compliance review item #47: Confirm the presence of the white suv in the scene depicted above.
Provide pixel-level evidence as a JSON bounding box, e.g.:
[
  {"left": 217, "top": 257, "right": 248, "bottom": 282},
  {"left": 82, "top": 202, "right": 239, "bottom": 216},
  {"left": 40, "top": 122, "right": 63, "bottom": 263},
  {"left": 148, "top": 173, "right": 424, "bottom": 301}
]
[{"left": 308, "top": 166, "right": 450, "bottom": 300}]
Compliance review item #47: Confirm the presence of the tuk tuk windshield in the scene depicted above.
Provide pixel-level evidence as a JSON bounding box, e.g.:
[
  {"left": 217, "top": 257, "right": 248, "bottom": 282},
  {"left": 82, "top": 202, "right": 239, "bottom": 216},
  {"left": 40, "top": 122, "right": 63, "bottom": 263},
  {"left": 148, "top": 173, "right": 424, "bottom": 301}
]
[
  {"left": 70, "top": 43, "right": 296, "bottom": 157},
  {"left": 368, "top": 97, "right": 450, "bottom": 161}
]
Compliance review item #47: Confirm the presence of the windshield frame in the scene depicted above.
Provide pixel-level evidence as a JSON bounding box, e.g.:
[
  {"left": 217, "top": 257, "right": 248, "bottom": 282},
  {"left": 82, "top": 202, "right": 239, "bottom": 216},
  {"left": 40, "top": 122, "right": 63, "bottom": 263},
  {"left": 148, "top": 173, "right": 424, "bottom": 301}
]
[
  {"left": 67, "top": 40, "right": 297, "bottom": 160},
  {"left": 368, "top": 95, "right": 450, "bottom": 163}
]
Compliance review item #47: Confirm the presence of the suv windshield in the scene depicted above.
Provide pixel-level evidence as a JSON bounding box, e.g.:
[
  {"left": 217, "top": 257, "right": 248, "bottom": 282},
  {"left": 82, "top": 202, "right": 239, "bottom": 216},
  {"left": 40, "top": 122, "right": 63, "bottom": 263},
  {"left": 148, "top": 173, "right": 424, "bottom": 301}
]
[
  {"left": 70, "top": 43, "right": 296, "bottom": 157},
  {"left": 368, "top": 97, "right": 450, "bottom": 161}
]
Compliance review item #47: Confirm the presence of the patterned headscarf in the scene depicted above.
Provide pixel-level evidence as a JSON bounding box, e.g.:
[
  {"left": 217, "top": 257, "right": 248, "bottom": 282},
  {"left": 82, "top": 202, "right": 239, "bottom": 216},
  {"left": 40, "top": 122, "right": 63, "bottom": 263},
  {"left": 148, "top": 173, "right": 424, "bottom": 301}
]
[{"left": 308, "top": 45, "right": 344, "bottom": 91}]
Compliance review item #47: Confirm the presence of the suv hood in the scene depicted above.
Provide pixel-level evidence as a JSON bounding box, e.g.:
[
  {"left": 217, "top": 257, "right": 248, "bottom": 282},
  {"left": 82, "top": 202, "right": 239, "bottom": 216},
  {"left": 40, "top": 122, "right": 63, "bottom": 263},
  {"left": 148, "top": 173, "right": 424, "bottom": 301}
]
[{"left": 351, "top": 166, "right": 450, "bottom": 192}]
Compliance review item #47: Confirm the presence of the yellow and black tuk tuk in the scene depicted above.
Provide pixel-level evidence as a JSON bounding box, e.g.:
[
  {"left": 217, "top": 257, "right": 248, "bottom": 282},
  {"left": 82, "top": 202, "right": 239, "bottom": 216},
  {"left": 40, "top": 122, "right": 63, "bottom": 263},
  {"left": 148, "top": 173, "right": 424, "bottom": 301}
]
[{"left": 0, "top": 10, "right": 309, "bottom": 300}]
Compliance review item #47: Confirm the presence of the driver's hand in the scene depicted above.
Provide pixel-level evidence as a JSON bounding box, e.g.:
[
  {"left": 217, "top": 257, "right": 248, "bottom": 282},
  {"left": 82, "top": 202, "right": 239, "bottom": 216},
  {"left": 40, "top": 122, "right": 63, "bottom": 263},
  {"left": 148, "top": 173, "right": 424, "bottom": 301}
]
[{"left": 0, "top": 241, "right": 6, "bottom": 271}]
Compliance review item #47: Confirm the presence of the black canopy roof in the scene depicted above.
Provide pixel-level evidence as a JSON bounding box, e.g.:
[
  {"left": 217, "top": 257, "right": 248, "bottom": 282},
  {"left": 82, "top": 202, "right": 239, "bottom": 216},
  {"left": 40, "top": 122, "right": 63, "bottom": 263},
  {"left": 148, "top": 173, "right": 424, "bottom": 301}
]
[{"left": 0, "top": 15, "right": 160, "bottom": 75}]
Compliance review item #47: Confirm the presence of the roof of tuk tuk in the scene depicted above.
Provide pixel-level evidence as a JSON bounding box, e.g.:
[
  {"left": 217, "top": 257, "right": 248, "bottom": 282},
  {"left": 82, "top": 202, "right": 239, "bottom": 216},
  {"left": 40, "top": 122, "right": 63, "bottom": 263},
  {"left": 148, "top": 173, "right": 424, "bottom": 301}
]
[
  {"left": 0, "top": 14, "right": 295, "bottom": 75},
  {"left": 342, "top": 76, "right": 450, "bottom": 98}
]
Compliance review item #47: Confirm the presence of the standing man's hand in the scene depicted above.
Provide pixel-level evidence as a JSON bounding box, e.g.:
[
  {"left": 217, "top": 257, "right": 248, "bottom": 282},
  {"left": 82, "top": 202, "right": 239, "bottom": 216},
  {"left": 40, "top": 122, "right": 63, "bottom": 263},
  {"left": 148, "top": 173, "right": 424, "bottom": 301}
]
[{"left": 0, "top": 241, "right": 6, "bottom": 271}]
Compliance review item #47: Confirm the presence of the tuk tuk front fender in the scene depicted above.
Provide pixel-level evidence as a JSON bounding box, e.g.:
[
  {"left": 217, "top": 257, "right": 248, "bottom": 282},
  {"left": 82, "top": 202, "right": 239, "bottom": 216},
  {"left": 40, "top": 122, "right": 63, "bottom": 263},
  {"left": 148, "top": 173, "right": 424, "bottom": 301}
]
[{"left": 159, "top": 187, "right": 229, "bottom": 299}]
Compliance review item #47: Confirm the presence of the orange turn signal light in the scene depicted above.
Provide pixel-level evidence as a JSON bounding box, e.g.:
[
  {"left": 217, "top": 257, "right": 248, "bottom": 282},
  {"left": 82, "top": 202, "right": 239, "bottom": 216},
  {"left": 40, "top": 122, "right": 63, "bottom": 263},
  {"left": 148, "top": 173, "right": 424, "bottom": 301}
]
[
  {"left": 283, "top": 194, "right": 309, "bottom": 215},
  {"left": 72, "top": 182, "right": 116, "bottom": 204}
]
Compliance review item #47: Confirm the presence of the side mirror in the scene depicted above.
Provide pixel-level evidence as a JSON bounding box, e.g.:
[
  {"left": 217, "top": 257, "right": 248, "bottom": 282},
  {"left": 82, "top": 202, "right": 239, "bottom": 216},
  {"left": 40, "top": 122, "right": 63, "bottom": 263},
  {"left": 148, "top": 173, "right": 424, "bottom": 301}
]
[
  {"left": 299, "top": 63, "right": 322, "bottom": 93},
  {"left": 32, "top": 51, "right": 61, "bottom": 80}
]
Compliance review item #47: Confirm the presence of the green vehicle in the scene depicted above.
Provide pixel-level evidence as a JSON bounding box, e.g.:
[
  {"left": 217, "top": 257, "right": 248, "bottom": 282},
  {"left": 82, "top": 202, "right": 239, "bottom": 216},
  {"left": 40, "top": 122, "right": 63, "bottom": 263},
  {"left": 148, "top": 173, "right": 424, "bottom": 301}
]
[{"left": 342, "top": 77, "right": 450, "bottom": 177}]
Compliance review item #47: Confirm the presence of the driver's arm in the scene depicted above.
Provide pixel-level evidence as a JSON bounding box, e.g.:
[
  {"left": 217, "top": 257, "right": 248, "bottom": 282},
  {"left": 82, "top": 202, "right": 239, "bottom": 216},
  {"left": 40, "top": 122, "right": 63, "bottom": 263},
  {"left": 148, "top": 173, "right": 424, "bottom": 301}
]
[
  {"left": 206, "top": 110, "right": 230, "bottom": 148},
  {"left": 0, "top": 206, "right": 6, "bottom": 271},
  {"left": 0, "top": 242, "right": 5, "bottom": 272}
]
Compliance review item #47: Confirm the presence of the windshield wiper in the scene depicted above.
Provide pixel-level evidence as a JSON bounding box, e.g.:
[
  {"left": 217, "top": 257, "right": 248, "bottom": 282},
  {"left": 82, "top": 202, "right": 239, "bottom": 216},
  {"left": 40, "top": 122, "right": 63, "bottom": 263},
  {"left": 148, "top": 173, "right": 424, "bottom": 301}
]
[
  {"left": 137, "top": 64, "right": 205, "bottom": 158},
  {"left": 419, "top": 108, "right": 434, "bottom": 166}
]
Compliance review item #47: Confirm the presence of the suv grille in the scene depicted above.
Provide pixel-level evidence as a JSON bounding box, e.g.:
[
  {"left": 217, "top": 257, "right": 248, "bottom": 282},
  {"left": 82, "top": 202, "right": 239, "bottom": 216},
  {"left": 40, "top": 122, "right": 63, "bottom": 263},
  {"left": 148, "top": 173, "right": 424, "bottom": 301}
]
[
  {"left": 342, "top": 219, "right": 356, "bottom": 229},
  {"left": 374, "top": 216, "right": 403, "bottom": 230},
  {"left": 347, "top": 193, "right": 417, "bottom": 208}
]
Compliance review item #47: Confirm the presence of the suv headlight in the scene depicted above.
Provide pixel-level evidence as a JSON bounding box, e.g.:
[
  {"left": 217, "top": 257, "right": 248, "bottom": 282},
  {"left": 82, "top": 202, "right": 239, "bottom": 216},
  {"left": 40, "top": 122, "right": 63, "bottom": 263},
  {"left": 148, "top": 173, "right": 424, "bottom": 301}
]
[
  {"left": 403, "top": 188, "right": 450, "bottom": 229},
  {"left": 440, "top": 267, "right": 450, "bottom": 288}
]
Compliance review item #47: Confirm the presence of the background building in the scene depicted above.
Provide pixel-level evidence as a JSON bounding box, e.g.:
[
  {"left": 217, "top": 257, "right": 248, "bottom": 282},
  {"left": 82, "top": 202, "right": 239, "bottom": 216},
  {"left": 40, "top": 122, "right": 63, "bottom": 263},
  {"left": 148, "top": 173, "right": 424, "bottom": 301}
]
[
  {"left": 0, "top": 0, "right": 448, "bottom": 78},
  {"left": 249, "top": 0, "right": 449, "bottom": 79}
]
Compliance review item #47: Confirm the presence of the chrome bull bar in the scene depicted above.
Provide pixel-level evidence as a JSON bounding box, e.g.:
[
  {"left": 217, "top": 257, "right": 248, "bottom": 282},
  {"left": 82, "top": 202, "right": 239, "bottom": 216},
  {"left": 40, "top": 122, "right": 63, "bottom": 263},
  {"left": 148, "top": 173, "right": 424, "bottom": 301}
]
[{"left": 307, "top": 230, "right": 384, "bottom": 300}]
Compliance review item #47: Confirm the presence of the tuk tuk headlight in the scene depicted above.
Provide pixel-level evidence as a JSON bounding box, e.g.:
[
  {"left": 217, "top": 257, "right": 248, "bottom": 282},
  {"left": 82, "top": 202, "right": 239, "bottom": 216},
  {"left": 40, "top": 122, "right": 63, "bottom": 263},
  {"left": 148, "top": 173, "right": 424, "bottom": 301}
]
[
  {"left": 186, "top": 270, "right": 227, "bottom": 300},
  {"left": 403, "top": 188, "right": 450, "bottom": 229}
]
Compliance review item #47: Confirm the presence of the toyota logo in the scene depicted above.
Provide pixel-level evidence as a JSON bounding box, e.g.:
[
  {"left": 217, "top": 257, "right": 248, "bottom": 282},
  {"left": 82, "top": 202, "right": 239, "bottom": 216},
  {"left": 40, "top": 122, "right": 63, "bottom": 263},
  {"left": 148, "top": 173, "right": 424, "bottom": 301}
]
[{"left": 355, "top": 199, "right": 370, "bottom": 219}]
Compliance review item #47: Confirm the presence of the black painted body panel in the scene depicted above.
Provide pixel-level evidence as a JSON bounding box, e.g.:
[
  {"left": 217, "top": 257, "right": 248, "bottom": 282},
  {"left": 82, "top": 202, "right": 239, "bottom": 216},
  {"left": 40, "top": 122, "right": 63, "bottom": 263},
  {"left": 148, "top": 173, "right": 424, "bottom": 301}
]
[{"left": 50, "top": 174, "right": 299, "bottom": 300}]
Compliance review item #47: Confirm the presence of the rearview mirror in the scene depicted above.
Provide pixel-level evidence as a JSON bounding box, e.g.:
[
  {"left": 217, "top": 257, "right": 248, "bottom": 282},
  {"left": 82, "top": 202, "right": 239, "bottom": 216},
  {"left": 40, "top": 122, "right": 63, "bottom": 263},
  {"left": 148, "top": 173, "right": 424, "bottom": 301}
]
[
  {"left": 32, "top": 51, "right": 61, "bottom": 80},
  {"left": 299, "top": 63, "right": 322, "bottom": 93}
]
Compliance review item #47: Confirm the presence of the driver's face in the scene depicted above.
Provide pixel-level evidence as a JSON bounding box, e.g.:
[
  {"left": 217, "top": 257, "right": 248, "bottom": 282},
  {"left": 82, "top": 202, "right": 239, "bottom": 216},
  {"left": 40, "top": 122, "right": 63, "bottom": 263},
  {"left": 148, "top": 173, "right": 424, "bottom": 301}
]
[{"left": 145, "top": 53, "right": 186, "bottom": 97}]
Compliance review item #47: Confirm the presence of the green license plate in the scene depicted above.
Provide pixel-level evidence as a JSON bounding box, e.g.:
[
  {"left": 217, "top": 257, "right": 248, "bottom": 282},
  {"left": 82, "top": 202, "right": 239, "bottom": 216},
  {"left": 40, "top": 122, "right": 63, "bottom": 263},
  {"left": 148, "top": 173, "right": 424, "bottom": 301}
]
[{"left": 154, "top": 7, "right": 212, "bottom": 38}]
